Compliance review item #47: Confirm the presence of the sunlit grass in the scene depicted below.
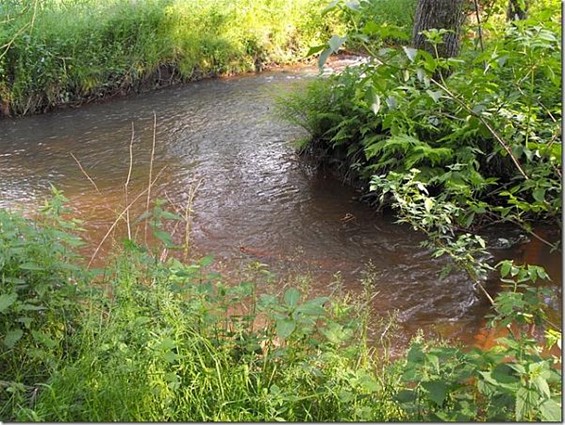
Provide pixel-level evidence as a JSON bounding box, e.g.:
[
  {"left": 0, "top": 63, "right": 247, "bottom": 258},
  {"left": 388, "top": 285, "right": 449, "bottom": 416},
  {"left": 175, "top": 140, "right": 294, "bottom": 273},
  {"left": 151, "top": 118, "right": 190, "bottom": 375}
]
[{"left": 0, "top": 0, "right": 340, "bottom": 115}]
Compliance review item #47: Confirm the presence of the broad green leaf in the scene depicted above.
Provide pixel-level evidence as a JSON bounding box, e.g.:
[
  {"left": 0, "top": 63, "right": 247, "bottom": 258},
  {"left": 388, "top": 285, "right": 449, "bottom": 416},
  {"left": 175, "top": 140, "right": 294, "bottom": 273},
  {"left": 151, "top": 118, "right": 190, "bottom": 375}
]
[
  {"left": 276, "top": 318, "right": 296, "bottom": 339},
  {"left": 540, "top": 398, "right": 562, "bottom": 422},
  {"left": 306, "top": 44, "right": 326, "bottom": 57},
  {"left": 532, "top": 188, "right": 545, "bottom": 203},
  {"left": 402, "top": 46, "right": 418, "bottom": 62},
  {"left": 499, "top": 261, "right": 512, "bottom": 278},
  {"left": 283, "top": 288, "right": 300, "bottom": 308},
  {"left": 422, "top": 380, "right": 448, "bottom": 406},
  {"left": 328, "top": 34, "right": 346, "bottom": 53},
  {"left": 4, "top": 328, "right": 23, "bottom": 348},
  {"left": 318, "top": 47, "right": 332, "bottom": 69},
  {"left": 516, "top": 387, "right": 539, "bottom": 421},
  {"left": 153, "top": 230, "right": 174, "bottom": 247},
  {"left": 424, "top": 198, "right": 433, "bottom": 212},
  {"left": 532, "top": 376, "right": 551, "bottom": 398},
  {"left": 0, "top": 292, "right": 18, "bottom": 313},
  {"left": 199, "top": 255, "right": 214, "bottom": 267}
]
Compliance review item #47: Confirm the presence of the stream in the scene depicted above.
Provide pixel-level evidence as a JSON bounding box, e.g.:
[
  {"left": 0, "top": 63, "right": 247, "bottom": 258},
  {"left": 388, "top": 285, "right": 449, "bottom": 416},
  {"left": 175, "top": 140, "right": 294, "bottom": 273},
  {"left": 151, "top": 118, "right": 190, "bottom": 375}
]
[{"left": 0, "top": 59, "right": 561, "bottom": 350}]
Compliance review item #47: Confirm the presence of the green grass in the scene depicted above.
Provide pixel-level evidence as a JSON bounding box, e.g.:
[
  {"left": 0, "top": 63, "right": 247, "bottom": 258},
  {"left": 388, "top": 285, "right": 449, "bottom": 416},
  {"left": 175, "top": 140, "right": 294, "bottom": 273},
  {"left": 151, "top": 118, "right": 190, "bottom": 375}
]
[
  {"left": 0, "top": 0, "right": 339, "bottom": 116},
  {"left": 0, "top": 190, "right": 560, "bottom": 422}
]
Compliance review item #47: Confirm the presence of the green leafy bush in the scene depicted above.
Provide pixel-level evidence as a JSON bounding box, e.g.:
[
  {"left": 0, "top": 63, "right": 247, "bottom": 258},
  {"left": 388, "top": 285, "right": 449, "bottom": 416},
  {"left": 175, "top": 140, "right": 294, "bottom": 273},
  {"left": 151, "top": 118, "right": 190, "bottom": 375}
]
[
  {"left": 280, "top": 2, "right": 561, "bottom": 230},
  {"left": 0, "top": 189, "right": 87, "bottom": 419}
]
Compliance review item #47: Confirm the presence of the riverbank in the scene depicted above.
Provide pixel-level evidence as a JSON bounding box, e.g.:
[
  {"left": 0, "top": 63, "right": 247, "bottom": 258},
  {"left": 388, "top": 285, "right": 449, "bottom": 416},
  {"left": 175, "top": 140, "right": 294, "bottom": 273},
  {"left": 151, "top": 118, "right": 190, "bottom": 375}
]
[
  {"left": 0, "top": 0, "right": 342, "bottom": 117},
  {"left": 0, "top": 199, "right": 561, "bottom": 422}
]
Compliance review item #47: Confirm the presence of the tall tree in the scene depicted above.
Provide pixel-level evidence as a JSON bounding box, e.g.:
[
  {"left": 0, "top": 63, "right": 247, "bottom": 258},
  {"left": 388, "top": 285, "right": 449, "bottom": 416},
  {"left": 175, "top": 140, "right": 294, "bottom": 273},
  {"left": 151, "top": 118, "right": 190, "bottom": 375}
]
[{"left": 412, "top": 0, "right": 466, "bottom": 58}]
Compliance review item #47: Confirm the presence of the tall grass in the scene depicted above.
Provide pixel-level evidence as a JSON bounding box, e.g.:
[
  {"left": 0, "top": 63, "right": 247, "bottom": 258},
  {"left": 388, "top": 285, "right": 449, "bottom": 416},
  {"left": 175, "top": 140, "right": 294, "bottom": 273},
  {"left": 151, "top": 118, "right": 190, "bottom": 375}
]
[
  {"left": 0, "top": 0, "right": 339, "bottom": 116},
  {"left": 0, "top": 187, "right": 561, "bottom": 421}
]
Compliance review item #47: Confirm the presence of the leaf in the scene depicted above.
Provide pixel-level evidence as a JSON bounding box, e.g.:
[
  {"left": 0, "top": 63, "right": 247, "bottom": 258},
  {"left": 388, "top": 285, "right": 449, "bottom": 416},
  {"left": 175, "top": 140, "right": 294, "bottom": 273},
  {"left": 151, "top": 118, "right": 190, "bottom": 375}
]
[
  {"left": 532, "top": 188, "right": 545, "bottom": 203},
  {"left": 371, "top": 94, "right": 381, "bottom": 115},
  {"left": 328, "top": 34, "right": 346, "bottom": 53},
  {"left": 0, "top": 292, "right": 18, "bottom": 313},
  {"left": 424, "top": 198, "right": 433, "bottom": 212},
  {"left": 199, "top": 255, "right": 214, "bottom": 267},
  {"left": 19, "top": 262, "right": 44, "bottom": 271},
  {"left": 318, "top": 47, "right": 332, "bottom": 69},
  {"left": 515, "top": 387, "right": 539, "bottom": 421},
  {"left": 4, "top": 328, "right": 23, "bottom": 348},
  {"left": 499, "top": 261, "right": 512, "bottom": 278},
  {"left": 426, "top": 89, "right": 442, "bottom": 103},
  {"left": 283, "top": 288, "right": 300, "bottom": 308},
  {"left": 153, "top": 230, "right": 174, "bottom": 247},
  {"left": 539, "top": 398, "right": 562, "bottom": 422},
  {"left": 306, "top": 44, "right": 326, "bottom": 57},
  {"left": 403, "top": 46, "right": 418, "bottom": 62},
  {"left": 276, "top": 318, "right": 296, "bottom": 339},
  {"left": 532, "top": 376, "right": 551, "bottom": 399},
  {"left": 422, "top": 380, "right": 448, "bottom": 406}
]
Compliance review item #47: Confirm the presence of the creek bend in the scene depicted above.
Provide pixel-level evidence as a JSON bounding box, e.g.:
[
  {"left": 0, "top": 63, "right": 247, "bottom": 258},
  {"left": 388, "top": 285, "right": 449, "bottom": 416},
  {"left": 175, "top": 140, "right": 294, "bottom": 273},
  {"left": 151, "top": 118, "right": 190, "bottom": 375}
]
[{"left": 0, "top": 61, "right": 561, "bottom": 350}]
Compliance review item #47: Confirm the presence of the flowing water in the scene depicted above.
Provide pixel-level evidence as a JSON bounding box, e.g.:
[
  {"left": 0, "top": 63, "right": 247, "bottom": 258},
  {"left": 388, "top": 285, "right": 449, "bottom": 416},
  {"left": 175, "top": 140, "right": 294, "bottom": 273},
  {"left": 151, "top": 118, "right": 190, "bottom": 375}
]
[{"left": 0, "top": 59, "right": 561, "bottom": 349}]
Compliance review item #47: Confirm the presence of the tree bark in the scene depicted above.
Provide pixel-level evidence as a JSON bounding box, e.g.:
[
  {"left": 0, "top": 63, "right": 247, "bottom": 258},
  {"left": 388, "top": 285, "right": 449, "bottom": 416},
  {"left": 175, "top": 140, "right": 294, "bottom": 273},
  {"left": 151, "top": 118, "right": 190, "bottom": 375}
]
[
  {"left": 507, "top": 0, "right": 528, "bottom": 21},
  {"left": 412, "top": 0, "right": 466, "bottom": 58}
]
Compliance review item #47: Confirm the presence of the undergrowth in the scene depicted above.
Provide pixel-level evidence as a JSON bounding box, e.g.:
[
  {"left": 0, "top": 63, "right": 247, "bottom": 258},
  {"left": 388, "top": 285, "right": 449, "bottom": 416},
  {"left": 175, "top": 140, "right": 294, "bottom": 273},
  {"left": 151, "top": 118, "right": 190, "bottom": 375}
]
[
  {"left": 0, "top": 189, "right": 561, "bottom": 421},
  {"left": 278, "top": 0, "right": 561, "bottom": 233}
]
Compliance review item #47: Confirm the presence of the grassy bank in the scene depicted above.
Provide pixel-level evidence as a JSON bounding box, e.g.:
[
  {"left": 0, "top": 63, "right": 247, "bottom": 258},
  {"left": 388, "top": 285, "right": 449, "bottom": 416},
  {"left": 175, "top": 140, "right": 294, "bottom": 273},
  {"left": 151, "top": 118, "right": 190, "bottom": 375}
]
[
  {"left": 0, "top": 192, "right": 561, "bottom": 421},
  {"left": 0, "top": 0, "right": 341, "bottom": 116}
]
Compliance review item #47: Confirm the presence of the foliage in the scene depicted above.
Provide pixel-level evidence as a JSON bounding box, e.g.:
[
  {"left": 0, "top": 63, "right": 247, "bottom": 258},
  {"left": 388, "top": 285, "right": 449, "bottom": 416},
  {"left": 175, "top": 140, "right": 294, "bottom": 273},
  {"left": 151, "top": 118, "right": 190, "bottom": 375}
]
[
  {"left": 0, "top": 188, "right": 88, "bottom": 419},
  {"left": 11, "top": 226, "right": 402, "bottom": 421},
  {"left": 0, "top": 186, "right": 561, "bottom": 422},
  {"left": 370, "top": 170, "right": 562, "bottom": 422},
  {"left": 0, "top": 0, "right": 337, "bottom": 116},
  {"left": 279, "top": 0, "right": 561, "bottom": 232}
]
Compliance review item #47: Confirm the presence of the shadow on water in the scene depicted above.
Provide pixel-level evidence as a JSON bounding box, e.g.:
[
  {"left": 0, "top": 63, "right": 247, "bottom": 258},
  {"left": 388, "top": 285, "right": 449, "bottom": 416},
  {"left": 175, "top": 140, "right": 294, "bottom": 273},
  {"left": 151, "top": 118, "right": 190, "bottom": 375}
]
[{"left": 0, "top": 60, "right": 561, "bottom": 350}]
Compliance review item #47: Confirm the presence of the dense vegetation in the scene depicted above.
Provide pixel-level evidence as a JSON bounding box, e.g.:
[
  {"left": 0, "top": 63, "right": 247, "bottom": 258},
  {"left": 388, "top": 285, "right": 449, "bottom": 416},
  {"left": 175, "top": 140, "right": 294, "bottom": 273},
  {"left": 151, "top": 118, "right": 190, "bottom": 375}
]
[
  {"left": 0, "top": 0, "right": 561, "bottom": 421},
  {"left": 0, "top": 0, "right": 340, "bottom": 116},
  {"left": 0, "top": 192, "right": 561, "bottom": 421},
  {"left": 280, "top": 0, "right": 561, "bottom": 232}
]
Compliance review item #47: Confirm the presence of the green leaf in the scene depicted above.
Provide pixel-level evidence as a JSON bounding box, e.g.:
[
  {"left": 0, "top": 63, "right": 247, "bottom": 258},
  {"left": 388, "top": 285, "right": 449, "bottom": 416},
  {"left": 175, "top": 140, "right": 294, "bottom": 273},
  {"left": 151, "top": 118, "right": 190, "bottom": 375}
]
[
  {"left": 4, "top": 328, "right": 23, "bottom": 348},
  {"left": 19, "top": 262, "right": 44, "bottom": 271},
  {"left": 306, "top": 44, "right": 326, "bottom": 57},
  {"left": 153, "top": 230, "right": 174, "bottom": 247},
  {"left": 516, "top": 387, "right": 539, "bottom": 421},
  {"left": 328, "top": 34, "right": 346, "bottom": 53},
  {"left": 318, "top": 47, "right": 332, "bottom": 69},
  {"left": 199, "top": 255, "right": 214, "bottom": 267},
  {"left": 283, "top": 288, "right": 300, "bottom": 308},
  {"left": 539, "top": 398, "right": 562, "bottom": 422},
  {"left": 424, "top": 198, "right": 433, "bottom": 212},
  {"left": 422, "top": 380, "right": 448, "bottom": 406},
  {"left": 276, "top": 318, "right": 296, "bottom": 339},
  {"left": 532, "top": 376, "right": 551, "bottom": 399},
  {"left": 532, "top": 188, "right": 545, "bottom": 203},
  {"left": 403, "top": 46, "right": 418, "bottom": 62},
  {"left": 0, "top": 292, "right": 18, "bottom": 313},
  {"left": 396, "top": 389, "right": 416, "bottom": 403}
]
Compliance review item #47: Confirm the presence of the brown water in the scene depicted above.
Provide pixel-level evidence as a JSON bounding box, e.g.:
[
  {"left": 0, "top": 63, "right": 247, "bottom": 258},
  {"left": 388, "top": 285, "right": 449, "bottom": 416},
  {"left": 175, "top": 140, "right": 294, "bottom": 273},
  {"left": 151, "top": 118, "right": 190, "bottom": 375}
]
[{"left": 0, "top": 61, "right": 561, "bottom": 349}]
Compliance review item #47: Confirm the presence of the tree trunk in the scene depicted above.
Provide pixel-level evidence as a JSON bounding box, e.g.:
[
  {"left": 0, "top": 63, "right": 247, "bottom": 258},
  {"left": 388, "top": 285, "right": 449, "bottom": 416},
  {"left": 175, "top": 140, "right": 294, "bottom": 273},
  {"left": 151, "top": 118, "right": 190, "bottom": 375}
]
[
  {"left": 507, "top": 0, "right": 528, "bottom": 21},
  {"left": 412, "top": 0, "right": 466, "bottom": 58}
]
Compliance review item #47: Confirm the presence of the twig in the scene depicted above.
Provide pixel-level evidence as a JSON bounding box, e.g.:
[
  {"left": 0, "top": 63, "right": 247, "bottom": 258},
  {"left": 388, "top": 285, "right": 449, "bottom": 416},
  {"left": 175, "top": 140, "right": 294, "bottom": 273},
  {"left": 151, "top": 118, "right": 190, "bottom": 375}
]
[
  {"left": 124, "top": 122, "right": 135, "bottom": 240},
  {"left": 430, "top": 78, "right": 529, "bottom": 180},
  {"left": 88, "top": 167, "right": 166, "bottom": 268},
  {"left": 472, "top": 0, "right": 485, "bottom": 55},
  {"left": 144, "top": 112, "right": 157, "bottom": 244},
  {"left": 70, "top": 153, "right": 101, "bottom": 194}
]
